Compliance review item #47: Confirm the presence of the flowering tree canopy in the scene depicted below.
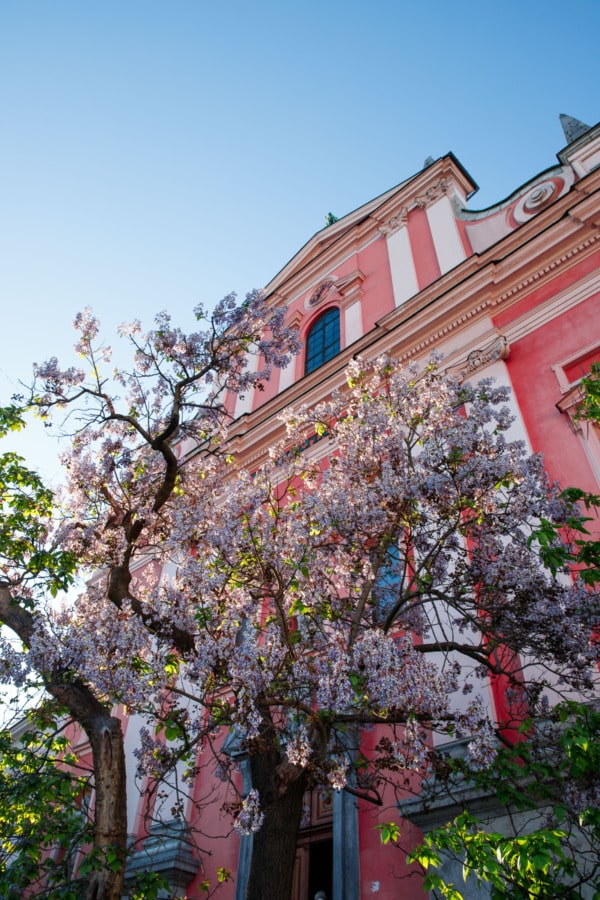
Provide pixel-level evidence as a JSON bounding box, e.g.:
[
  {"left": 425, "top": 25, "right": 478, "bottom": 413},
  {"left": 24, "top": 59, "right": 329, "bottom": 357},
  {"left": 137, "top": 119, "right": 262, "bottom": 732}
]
[
  {"left": 4, "top": 304, "right": 599, "bottom": 899},
  {"left": 142, "top": 358, "right": 597, "bottom": 790},
  {"left": 0, "top": 294, "right": 299, "bottom": 900},
  {"left": 21, "top": 318, "right": 598, "bottom": 897}
]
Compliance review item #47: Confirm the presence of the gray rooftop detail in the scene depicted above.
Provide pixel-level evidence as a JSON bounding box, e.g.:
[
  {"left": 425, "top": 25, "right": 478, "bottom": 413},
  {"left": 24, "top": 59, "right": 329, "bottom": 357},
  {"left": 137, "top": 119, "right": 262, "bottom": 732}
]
[{"left": 560, "top": 113, "right": 591, "bottom": 144}]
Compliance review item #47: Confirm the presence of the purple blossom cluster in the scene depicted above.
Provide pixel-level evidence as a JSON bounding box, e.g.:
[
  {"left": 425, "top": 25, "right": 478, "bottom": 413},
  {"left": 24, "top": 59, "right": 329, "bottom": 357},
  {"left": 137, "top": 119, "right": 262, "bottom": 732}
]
[
  {"left": 454, "top": 697, "right": 498, "bottom": 768},
  {"left": 0, "top": 635, "right": 34, "bottom": 688},
  {"left": 285, "top": 725, "right": 313, "bottom": 768},
  {"left": 133, "top": 727, "right": 178, "bottom": 780},
  {"left": 234, "top": 789, "right": 265, "bottom": 835}
]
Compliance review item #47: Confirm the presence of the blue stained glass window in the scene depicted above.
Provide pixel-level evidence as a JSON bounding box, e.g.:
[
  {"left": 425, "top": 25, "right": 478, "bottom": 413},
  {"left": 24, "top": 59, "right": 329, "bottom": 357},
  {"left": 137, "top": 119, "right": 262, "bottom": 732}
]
[{"left": 305, "top": 307, "right": 340, "bottom": 375}]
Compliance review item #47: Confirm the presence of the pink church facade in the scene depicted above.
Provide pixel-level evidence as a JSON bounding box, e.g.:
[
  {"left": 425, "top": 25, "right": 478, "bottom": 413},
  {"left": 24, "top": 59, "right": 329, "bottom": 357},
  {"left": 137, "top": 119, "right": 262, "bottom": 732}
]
[{"left": 114, "top": 115, "right": 600, "bottom": 899}]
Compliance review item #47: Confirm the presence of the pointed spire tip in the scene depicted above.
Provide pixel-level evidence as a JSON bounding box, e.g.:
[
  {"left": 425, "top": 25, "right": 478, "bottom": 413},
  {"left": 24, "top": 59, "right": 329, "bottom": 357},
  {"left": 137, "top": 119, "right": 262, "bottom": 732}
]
[{"left": 560, "top": 113, "right": 591, "bottom": 144}]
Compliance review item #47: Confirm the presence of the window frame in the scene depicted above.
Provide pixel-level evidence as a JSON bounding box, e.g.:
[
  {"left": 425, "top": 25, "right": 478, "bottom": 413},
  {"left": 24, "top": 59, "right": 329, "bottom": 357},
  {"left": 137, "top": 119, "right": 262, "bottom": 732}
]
[{"left": 304, "top": 307, "right": 341, "bottom": 376}]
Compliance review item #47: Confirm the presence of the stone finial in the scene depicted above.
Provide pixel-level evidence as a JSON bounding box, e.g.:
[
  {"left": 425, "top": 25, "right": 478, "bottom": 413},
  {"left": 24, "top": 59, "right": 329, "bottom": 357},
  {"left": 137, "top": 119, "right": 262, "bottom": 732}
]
[{"left": 560, "top": 113, "right": 591, "bottom": 144}]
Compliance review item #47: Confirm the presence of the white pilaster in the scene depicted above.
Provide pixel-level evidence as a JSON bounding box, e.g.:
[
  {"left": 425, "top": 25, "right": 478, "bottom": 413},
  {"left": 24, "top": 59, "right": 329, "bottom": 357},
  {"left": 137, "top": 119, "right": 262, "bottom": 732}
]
[
  {"left": 426, "top": 194, "right": 466, "bottom": 275},
  {"left": 277, "top": 358, "right": 296, "bottom": 394},
  {"left": 344, "top": 300, "right": 363, "bottom": 345},
  {"left": 386, "top": 226, "right": 419, "bottom": 307},
  {"left": 233, "top": 348, "right": 259, "bottom": 419}
]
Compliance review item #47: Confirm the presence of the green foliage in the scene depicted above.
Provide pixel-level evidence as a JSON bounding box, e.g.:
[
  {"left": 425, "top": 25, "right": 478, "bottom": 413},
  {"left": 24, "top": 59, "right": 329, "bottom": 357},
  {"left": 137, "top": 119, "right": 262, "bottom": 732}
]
[
  {"left": 408, "top": 702, "right": 600, "bottom": 898},
  {"left": 0, "top": 406, "right": 76, "bottom": 596},
  {"left": 527, "top": 489, "right": 600, "bottom": 586},
  {"left": 0, "top": 410, "right": 87, "bottom": 895},
  {"left": 0, "top": 406, "right": 27, "bottom": 439},
  {"left": 0, "top": 711, "right": 90, "bottom": 898},
  {"left": 217, "top": 866, "right": 233, "bottom": 883},
  {"left": 575, "top": 361, "right": 600, "bottom": 428},
  {"left": 411, "top": 811, "right": 575, "bottom": 899},
  {"left": 128, "top": 870, "right": 171, "bottom": 899},
  {"left": 0, "top": 706, "right": 171, "bottom": 899},
  {"left": 375, "top": 821, "right": 401, "bottom": 845}
]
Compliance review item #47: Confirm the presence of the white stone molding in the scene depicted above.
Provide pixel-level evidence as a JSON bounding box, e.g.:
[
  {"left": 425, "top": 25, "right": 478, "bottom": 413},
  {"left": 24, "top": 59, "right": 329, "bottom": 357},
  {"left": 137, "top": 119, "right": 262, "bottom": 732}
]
[
  {"left": 502, "top": 266, "right": 600, "bottom": 345},
  {"left": 552, "top": 340, "right": 600, "bottom": 392},
  {"left": 336, "top": 269, "right": 365, "bottom": 308},
  {"left": 495, "top": 232, "right": 600, "bottom": 307},
  {"left": 562, "top": 130, "right": 600, "bottom": 179},
  {"left": 445, "top": 335, "right": 510, "bottom": 381},
  {"left": 556, "top": 385, "right": 600, "bottom": 486}
]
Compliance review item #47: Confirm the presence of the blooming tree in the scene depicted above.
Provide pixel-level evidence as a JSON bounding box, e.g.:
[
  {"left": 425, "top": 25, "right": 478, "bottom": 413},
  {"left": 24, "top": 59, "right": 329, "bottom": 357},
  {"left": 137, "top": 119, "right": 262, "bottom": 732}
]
[
  {"left": 6, "top": 300, "right": 599, "bottom": 898},
  {"left": 0, "top": 294, "right": 299, "bottom": 900}
]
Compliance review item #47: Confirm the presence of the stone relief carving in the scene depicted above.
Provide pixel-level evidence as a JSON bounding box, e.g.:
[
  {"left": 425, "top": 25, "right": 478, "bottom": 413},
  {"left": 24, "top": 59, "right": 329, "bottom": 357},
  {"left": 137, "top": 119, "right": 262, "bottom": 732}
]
[
  {"left": 377, "top": 178, "right": 448, "bottom": 234},
  {"left": 377, "top": 207, "right": 408, "bottom": 235},
  {"left": 512, "top": 179, "right": 559, "bottom": 224},
  {"left": 414, "top": 178, "right": 448, "bottom": 209},
  {"left": 524, "top": 181, "right": 556, "bottom": 212},
  {"left": 447, "top": 335, "right": 510, "bottom": 380},
  {"left": 304, "top": 271, "right": 365, "bottom": 310},
  {"left": 308, "top": 279, "right": 335, "bottom": 307}
]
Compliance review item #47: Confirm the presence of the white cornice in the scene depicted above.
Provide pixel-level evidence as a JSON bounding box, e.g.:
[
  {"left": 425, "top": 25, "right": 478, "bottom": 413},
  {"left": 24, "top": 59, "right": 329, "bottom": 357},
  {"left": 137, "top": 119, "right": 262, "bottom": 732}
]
[
  {"left": 502, "top": 266, "right": 600, "bottom": 345},
  {"left": 494, "top": 232, "right": 600, "bottom": 307}
]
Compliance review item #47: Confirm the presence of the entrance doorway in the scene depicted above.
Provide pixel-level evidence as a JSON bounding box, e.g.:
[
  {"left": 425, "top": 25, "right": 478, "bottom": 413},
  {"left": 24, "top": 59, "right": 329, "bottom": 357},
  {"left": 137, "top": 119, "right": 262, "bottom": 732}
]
[
  {"left": 292, "top": 790, "right": 333, "bottom": 900},
  {"left": 307, "top": 838, "right": 333, "bottom": 899}
]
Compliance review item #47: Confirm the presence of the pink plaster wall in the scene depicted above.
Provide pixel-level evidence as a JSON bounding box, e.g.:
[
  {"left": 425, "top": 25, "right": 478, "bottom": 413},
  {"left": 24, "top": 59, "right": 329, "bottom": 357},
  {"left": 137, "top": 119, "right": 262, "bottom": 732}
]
[{"left": 502, "top": 291, "right": 600, "bottom": 493}]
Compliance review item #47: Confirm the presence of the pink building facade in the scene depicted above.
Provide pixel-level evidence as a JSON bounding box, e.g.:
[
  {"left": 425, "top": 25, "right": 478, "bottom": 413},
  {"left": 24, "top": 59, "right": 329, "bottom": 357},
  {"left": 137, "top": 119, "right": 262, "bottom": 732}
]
[{"left": 117, "top": 115, "right": 600, "bottom": 899}]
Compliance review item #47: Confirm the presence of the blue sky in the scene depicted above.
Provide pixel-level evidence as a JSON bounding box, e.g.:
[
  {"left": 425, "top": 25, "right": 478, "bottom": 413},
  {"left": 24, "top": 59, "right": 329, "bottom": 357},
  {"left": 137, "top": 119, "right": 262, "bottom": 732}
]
[{"left": 1, "top": 0, "right": 599, "bottom": 479}]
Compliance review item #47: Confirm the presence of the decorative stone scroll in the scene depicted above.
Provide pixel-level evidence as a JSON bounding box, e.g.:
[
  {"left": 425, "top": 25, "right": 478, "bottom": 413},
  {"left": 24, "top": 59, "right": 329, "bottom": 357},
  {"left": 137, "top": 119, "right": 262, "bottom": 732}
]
[
  {"left": 377, "top": 178, "right": 448, "bottom": 234},
  {"left": 377, "top": 207, "right": 408, "bottom": 236},
  {"left": 308, "top": 279, "right": 336, "bottom": 307},
  {"left": 512, "top": 179, "right": 560, "bottom": 224},
  {"left": 414, "top": 178, "right": 448, "bottom": 209},
  {"left": 447, "top": 335, "right": 510, "bottom": 381}
]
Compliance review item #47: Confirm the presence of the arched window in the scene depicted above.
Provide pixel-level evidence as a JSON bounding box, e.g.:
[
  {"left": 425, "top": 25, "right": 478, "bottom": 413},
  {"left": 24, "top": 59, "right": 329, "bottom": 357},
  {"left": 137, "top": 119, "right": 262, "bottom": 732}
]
[{"left": 305, "top": 307, "right": 340, "bottom": 375}]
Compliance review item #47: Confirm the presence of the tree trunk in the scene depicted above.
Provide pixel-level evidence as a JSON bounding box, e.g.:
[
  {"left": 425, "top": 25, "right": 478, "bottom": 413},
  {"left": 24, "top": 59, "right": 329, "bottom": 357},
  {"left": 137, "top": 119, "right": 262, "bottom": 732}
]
[
  {"left": 83, "top": 714, "right": 128, "bottom": 900},
  {"left": 246, "top": 744, "right": 307, "bottom": 900},
  {"left": 49, "top": 681, "right": 128, "bottom": 900}
]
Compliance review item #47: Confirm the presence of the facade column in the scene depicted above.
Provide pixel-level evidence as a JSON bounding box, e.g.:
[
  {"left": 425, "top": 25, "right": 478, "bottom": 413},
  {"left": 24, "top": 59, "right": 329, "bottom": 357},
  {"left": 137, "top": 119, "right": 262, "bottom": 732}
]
[
  {"left": 332, "top": 787, "right": 360, "bottom": 900},
  {"left": 234, "top": 756, "right": 254, "bottom": 900}
]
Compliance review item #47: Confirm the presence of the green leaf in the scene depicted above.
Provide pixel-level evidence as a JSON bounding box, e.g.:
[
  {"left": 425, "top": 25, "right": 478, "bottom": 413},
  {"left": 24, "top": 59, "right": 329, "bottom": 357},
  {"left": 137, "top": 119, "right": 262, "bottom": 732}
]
[{"left": 375, "top": 821, "right": 400, "bottom": 845}]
